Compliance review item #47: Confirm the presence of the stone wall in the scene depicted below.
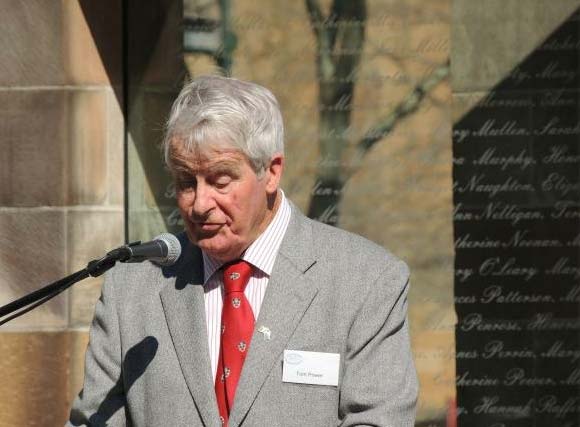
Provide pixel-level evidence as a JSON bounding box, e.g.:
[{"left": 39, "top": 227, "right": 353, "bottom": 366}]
[{"left": 0, "top": 2, "right": 123, "bottom": 425}]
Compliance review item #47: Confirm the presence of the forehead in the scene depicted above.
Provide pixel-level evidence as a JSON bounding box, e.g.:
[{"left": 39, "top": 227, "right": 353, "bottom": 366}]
[{"left": 170, "top": 143, "right": 250, "bottom": 174}]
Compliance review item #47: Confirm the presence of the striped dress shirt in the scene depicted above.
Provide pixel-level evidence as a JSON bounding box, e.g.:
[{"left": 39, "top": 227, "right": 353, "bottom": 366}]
[{"left": 202, "top": 191, "right": 291, "bottom": 381}]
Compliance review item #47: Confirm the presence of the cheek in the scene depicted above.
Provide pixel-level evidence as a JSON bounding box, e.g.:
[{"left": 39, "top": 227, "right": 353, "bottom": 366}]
[
  {"left": 176, "top": 196, "right": 187, "bottom": 211},
  {"left": 222, "top": 192, "right": 255, "bottom": 228},
  {"left": 223, "top": 197, "right": 244, "bottom": 227},
  {"left": 176, "top": 194, "right": 193, "bottom": 216}
]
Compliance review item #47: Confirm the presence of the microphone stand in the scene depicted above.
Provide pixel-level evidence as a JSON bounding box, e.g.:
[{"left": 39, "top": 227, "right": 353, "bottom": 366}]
[{"left": 0, "top": 243, "right": 139, "bottom": 326}]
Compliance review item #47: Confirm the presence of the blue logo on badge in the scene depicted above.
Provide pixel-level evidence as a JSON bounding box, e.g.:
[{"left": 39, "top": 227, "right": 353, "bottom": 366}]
[{"left": 285, "top": 352, "right": 303, "bottom": 365}]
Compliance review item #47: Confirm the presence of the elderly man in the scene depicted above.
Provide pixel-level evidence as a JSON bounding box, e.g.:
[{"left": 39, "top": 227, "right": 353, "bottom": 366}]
[{"left": 68, "top": 76, "right": 418, "bottom": 427}]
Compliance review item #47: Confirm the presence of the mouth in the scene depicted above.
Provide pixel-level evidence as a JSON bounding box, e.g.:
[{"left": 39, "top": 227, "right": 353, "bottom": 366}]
[{"left": 192, "top": 222, "right": 225, "bottom": 232}]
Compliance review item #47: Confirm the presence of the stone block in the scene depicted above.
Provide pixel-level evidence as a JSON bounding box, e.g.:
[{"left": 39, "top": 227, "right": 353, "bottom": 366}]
[
  {"left": 0, "top": 1, "right": 121, "bottom": 87},
  {"left": 452, "top": 0, "right": 580, "bottom": 92},
  {"left": 69, "top": 276, "right": 103, "bottom": 328},
  {"left": 0, "top": 88, "right": 112, "bottom": 207},
  {"left": 67, "top": 209, "right": 124, "bottom": 326},
  {"left": 68, "top": 330, "right": 90, "bottom": 408},
  {"left": 0, "top": 1, "right": 65, "bottom": 86},
  {"left": 67, "top": 89, "right": 109, "bottom": 205},
  {"left": 0, "top": 331, "right": 72, "bottom": 427},
  {"left": 0, "top": 209, "right": 67, "bottom": 329},
  {"left": 64, "top": 1, "right": 122, "bottom": 85},
  {"left": 0, "top": 90, "right": 68, "bottom": 207}
]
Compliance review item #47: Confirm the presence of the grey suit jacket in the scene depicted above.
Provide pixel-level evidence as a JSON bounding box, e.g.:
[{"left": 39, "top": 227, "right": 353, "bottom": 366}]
[{"left": 68, "top": 206, "right": 418, "bottom": 427}]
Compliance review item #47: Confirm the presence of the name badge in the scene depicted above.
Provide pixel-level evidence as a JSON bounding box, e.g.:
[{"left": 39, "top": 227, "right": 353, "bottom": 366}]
[{"left": 282, "top": 350, "right": 340, "bottom": 386}]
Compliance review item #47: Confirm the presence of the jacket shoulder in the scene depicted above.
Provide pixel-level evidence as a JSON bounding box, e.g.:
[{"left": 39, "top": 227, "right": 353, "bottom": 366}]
[
  {"left": 101, "top": 231, "right": 201, "bottom": 299},
  {"left": 309, "top": 216, "right": 407, "bottom": 268}
]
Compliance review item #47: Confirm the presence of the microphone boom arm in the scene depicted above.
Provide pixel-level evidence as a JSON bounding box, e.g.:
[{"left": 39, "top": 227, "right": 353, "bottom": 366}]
[{"left": 0, "top": 242, "right": 141, "bottom": 325}]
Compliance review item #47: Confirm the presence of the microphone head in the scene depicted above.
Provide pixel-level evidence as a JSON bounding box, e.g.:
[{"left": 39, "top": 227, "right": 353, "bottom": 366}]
[{"left": 154, "top": 233, "right": 182, "bottom": 266}]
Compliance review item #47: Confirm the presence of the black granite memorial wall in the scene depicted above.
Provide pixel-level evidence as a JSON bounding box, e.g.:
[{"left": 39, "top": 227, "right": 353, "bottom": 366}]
[{"left": 453, "top": 8, "right": 580, "bottom": 427}]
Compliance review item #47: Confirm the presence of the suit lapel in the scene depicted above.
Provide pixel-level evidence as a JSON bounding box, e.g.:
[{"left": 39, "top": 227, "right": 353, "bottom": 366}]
[
  {"left": 229, "top": 207, "right": 319, "bottom": 427},
  {"left": 159, "top": 244, "right": 220, "bottom": 427}
]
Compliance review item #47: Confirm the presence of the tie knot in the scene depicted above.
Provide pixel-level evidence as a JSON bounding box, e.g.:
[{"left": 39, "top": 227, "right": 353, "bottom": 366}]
[{"left": 223, "top": 260, "right": 252, "bottom": 294}]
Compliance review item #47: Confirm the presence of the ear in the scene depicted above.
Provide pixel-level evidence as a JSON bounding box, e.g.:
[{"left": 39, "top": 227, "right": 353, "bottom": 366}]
[{"left": 264, "top": 154, "right": 284, "bottom": 194}]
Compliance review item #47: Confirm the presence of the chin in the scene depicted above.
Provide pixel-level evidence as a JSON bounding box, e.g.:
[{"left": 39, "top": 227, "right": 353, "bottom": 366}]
[{"left": 198, "top": 240, "right": 242, "bottom": 262}]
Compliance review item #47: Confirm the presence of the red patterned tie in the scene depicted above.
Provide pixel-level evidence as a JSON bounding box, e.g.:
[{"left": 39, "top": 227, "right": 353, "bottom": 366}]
[{"left": 215, "top": 260, "right": 254, "bottom": 426}]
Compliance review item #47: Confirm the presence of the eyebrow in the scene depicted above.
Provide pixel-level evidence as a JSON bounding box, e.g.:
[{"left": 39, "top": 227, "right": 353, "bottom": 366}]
[
  {"left": 206, "top": 162, "right": 242, "bottom": 175},
  {"left": 174, "top": 160, "right": 242, "bottom": 177}
]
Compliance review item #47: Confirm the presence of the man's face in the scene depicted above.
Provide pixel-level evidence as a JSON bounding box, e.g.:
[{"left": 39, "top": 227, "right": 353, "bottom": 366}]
[{"left": 171, "top": 144, "right": 283, "bottom": 262}]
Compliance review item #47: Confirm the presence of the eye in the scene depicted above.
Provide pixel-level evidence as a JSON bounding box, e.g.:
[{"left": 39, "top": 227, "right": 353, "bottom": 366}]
[
  {"left": 213, "top": 174, "right": 233, "bottom": 189},
  {"left": 176, "top": 176, "right": 197, "bottom": 191}
]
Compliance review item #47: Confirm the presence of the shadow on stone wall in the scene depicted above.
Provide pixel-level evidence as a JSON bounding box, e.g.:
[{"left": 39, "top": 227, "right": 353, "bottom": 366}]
[{"left": 80, "top": 0, "right": 187, "bottom": 241}]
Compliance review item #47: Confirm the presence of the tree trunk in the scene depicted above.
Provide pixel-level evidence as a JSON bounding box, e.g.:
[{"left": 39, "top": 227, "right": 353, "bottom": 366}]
[{"left": 306, "top": 0, "right": 366, "bottom": 225}]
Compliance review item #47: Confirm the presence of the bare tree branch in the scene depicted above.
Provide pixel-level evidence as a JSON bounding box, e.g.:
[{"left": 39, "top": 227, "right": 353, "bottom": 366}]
[
  {"left": 306, "top": 0, "right": 335, "bottom": 81},
  {"left": 306, "top": 0, "right": 368, "bottom": 224},
  {"left": 334, "top": 0, "right": 365, "bottom": 81},
  {"left": 305, "top": 0, "right": 324, "bottom": 39},
  {"left": 304, "top": 0, "right": 449, "bottom": 225},
  {"left": 329, "top": 0, "right": 363, "bottom": 56},
  {"left": 352, "top": 60, "right": 450, "bottom": 170}
]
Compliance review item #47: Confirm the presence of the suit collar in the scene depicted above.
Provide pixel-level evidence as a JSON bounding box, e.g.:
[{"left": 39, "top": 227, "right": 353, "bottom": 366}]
[
  {"left": 274, "top": 202, "right": 318, "bottom": 274},
  {"left": 159, "top": 241, "right": 221, "bottom": 427}
]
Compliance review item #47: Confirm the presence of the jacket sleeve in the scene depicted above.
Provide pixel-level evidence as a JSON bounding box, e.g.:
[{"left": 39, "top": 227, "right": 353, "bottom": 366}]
[
  {"left": 66, "top": 269, "right": 130, "bottom": 427},
  {"left": 338, "top": 258, "right": 418, "bottom": 427}
]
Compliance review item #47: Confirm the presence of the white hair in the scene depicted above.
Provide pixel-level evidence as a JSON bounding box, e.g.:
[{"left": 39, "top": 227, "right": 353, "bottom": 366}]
[{"left": 163, "top": 75, "right": 284, "bottom": 173}]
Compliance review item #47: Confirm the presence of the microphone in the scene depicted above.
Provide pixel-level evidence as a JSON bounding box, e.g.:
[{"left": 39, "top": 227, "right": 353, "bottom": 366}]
[
  {"left": 113, "top": 233, "right": 182, "bottom": 266},
  {"left": 0, "top": 233, "right": 183, "bottom": 325}
]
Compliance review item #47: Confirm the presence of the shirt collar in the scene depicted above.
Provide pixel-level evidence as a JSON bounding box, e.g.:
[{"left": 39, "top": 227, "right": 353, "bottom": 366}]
[{"left": 201, "top": 190, "right": 292, "bottom": 284}]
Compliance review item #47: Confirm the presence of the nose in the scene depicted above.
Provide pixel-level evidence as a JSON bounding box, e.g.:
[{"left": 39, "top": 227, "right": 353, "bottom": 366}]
[{"left": 191, "top": 180, "right": 215, "bottom": 218}]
